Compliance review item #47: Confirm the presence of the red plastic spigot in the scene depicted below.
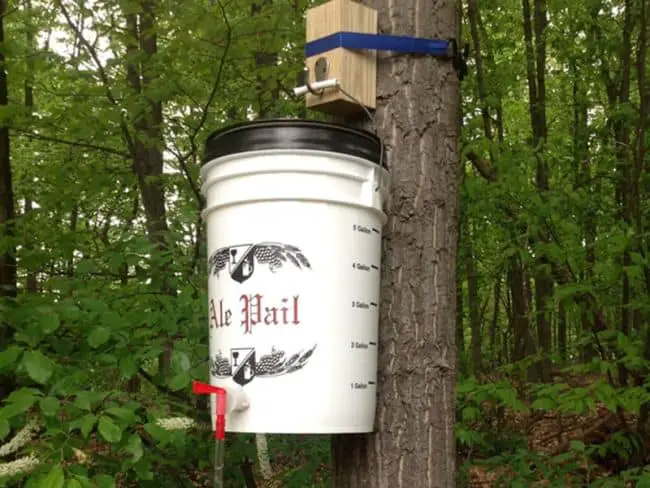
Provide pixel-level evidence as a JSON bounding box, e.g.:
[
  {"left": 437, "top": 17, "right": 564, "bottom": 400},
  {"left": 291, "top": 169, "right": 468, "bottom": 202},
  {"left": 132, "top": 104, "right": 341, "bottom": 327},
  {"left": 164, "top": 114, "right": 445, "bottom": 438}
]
[{"left": 192, "top": 380, "right": 227, "bottom": 440}]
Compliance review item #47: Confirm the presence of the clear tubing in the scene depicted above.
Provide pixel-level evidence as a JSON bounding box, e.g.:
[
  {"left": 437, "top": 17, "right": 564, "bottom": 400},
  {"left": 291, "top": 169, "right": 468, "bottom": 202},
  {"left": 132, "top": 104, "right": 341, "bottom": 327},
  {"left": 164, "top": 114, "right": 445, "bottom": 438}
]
[
  {"left": 213, "top": 439, "right": 225, "bottom": 488},
  {"left": 192, "top": 381, "right": 228, "bottom": 488}
]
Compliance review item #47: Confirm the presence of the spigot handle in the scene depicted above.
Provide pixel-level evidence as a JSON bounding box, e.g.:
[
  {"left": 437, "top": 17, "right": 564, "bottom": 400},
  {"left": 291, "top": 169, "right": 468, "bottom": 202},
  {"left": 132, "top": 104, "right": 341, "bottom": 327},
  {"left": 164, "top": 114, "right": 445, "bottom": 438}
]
[{"left": 192, "top": 380, "right": 226, "bottom": 440}]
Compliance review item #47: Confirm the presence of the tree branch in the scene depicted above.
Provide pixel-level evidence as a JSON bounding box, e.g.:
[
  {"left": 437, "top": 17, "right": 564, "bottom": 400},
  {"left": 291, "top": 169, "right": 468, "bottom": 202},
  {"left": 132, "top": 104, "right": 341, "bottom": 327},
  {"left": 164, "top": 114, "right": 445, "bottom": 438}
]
[
  {"left": 55, "top": 0, "right": 136, "bottom": 156},
  {"left": 466, "top": 150, "right": 497, "bottom": 182},
  {"left": 12, "top": 129, "right": 129, "bottom": 157},
  {"left": 175, "top": 0, "right": 233, "bottom": 206}
]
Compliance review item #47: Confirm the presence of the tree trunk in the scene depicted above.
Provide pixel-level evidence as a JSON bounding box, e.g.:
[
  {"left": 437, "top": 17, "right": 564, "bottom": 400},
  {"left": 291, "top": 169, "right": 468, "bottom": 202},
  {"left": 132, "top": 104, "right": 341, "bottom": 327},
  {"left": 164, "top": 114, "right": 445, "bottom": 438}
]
[
  {"left": 251, "top": 0, "right": 279, "bottom": 118},
  {"left": 0, "top": 0, "right": 14, "bottom": 303},
  {"left": 615, "top": 0, "right": 634, "bottom": 386},
  {"left": 489, "top": 273, "right": 502, "bottom": 364},
  {"left": 331, "top": 0, "right": 460, "bottom": 485},
  {"left": 23, "top": 0, "right": 37, "bottom": 293},
  {"left": 522, "top": 0, "right": 552, "bottom": 382},
  {"left": 0, "top": 0, "right": 15, "bottom": 401},
  {"left": 466, "top": 220, "right": 482, "bottom": 375},
  {"left": 558, "top": 301, "right": 567, "bottom": 361},
  {"left": 456, "top": 200, "right": 465, "bottom": 374},
  {"left": 509, "top": 256, "right": 533, "bottom": 365},
  {"left": 123, "top": 0, "right": 175, "bottom": 389}
]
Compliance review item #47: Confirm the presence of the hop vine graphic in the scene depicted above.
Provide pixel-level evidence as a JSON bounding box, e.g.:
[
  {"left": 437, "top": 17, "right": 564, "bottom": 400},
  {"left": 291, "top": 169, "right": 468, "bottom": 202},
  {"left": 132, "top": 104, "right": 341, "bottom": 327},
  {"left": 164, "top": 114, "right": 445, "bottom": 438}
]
[
  {"left": 211, "top": 345, "right": 317, "bottom": 381},
  {"left": 208, "top": 242, "right": 311, "bottom": 281},
  {"left": 211, "top": 351, "right": 231, "bottom": 376},
  {"left": 256, "top": 347, "right": 286, "bottom": 374}
]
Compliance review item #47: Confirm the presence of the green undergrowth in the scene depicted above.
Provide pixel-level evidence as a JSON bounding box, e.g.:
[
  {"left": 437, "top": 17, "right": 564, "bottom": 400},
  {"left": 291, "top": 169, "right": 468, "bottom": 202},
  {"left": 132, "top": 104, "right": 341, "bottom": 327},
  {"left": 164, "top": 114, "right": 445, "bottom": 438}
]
[{"left": 456, "top": 356, "right": 650, "bottom": 487}]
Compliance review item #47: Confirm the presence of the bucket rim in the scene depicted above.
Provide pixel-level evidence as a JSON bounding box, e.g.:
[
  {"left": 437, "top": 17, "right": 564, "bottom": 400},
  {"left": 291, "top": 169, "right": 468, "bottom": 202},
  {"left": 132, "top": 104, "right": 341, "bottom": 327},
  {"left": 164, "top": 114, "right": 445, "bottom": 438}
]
[{"left": 203, "top": 118, "right": 385, "bottom": 168}]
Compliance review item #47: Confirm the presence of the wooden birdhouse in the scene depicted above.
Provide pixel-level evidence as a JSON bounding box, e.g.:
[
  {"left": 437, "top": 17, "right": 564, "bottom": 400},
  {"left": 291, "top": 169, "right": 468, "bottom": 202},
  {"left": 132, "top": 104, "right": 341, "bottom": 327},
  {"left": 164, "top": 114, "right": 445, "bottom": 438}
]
[{"left": 304, "top": 0, "right": 377, "bottom": 115}]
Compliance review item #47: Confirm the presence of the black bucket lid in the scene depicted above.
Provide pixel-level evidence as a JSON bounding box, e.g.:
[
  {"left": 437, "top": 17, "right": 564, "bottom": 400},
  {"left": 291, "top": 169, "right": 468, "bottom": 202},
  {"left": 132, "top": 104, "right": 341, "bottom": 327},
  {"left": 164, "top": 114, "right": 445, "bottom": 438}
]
[{"left": 203, "top": 119, "right": 385, "bottom": 168}]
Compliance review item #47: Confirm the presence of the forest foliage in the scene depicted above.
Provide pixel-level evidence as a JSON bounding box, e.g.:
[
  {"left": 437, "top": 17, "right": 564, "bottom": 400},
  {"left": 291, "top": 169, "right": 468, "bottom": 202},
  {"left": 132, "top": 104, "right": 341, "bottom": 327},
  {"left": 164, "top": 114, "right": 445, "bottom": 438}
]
[{"left": 0, "top": 0, "right": 649, "bottom": 486}]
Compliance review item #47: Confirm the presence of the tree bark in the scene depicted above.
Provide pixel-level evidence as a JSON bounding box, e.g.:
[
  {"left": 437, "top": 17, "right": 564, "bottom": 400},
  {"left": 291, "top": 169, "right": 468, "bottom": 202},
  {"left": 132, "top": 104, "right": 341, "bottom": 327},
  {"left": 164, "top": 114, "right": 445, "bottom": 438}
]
[
  {"left": 466, "top": 220, "right": 482, "bottom": 375},
  {"left": 456, "top": 194, "right": 465, "bottom": 374},
  {"left": 489, "top": 273, "right": 502, "bottom": 363},
  {"left": 522, "top": 0, "right": 553, "bottom": 382},
  {"left": 615, "top": 0, "right": 634, "bottom": 386},
  {"left": 122, "top": 0, "right": 176, "bottom": 389},
  {"left": 0, "top": 0, "right": 14, "bottom": 400},
  {"left": 0, "top": 0, "right": 14, "bottom": 303},
  {"left": 331, "top": 0, "right": 460, "bottom": 485},
  {"left": 557, "top": 301, "right": 567, "bottom": 361},
  {"left": 251, "top": 0, "right": 280, "bottom": 118},
  {"left": 23, "top": 0, "right": 38, "bottom": 293},
  {"left": 509, "top": 255, "right": 533, "bottom": 364}
]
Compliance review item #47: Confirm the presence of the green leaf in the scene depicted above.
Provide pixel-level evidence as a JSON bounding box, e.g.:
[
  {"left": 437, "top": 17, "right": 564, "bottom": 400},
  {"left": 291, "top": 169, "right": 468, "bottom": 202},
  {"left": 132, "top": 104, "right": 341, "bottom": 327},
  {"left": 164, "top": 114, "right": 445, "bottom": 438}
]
[
  {"left": 119, "top": 355, "right": 138, "bottom": 379},
  {"left": 25, "top": 473, "right": 46, "bottom": 488},
  {"left": 41, "top": 466, "right": 65, "bottom": 488},
  {"left": 170, "top": 350, "right": 191, "bottom": 373},
  {"left": 531, "top": 397, "right": 556, "bottom": 410},
  {"left": 0, "top": 401, "right": 30, "bottom": 420},
  {"left": 104, "top": 406, "right": 137, "bottom": 424},
  {"left": 39, "top": 397, "right": 61, "bottom": 417},
  {"left": 40, "top": 313, "right": 61, "bottom": 335},
  {"left": 73, "top": 391, "right": 109, "bottom": 411},
  {"left": 570, "top": 440, "right": 586, "bottom": 452},
  {"left": 0, "top": 345, "right": 23, "bottom": 371},
  {"left": 87, "top": 327, "right": 111, "bottom": 349},
  {"left": 101, "top": 311, "right": 122, "bottom": 328},
  {"left": 168, "top": 371, "right": 190, "bottom": 391},
  {"left": 143, "top": 423, "right": 171, "bottom": 444},
  {"left": 1, "top": 388, "right": 41, "bottom": 419},
  {"left": 80, "top": 414, "right": 97, "bottom": 438},
  {"left": 461, "top": 406, "right": 480, "bottom": 423},
  {"left": 94, "top": 474, "right": 116, "bottom": 488},
  {"left": 0, "top": 418, "right": 10, "bottom": 440},
  {"left": 22, "top": 350, "right": 54, "bottom": 385},
  {"left": 98, "top": 415, "right": 122, "bottom": 443},
  {"left": 6, "top": 387, "right": 41, "bottom": 407},
  {"left": 124, "top": 434, "right": 144, "bottom": 463},
  {"left": 637, "top": 476, "right": 650, "bottom": 488},
  {"left": 65, "top": 480, "right": 83, "bottom": 488},
  {"left": 133, "top": 457, "right": 154, "bottom": 480}
]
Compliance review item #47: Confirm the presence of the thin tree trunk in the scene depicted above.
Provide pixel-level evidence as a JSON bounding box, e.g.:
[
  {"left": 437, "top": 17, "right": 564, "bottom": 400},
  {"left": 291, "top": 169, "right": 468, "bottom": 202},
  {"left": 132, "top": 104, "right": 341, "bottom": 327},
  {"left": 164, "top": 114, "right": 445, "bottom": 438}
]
[
  {"left": 123, "top": 0, "right": 176, "bottom": 387},
  {"left": 0, "top": 0, "right": 15, "bottom": 400},
  {"left": 615, "top": 0, "right": 634, "bottom": 386},
  {"left": 510, "top": 256, "right": 533, "bottom": 365},
  {"left": 466, "top": 220, "right": 482, "bottom": 375},
  {"left": 489, "top": 273, "right": 502, "bottom": 363},
  {"left": 633, "top": 0, "right": 647, "bottom": 337},
  {"left": 558, "top": 302, "right": 567, "bottom": 361},
  {"left": 0, "top": 0, "right": 14, "bottom": 303},
  {"left": 23, "top": 0, "right": 37, "bottom": 293},
  {"left": 522, "top": 0, "right": 552, "bottom": 382},
  {"left": 255, "top": 433, "right": 272, "bottom": 482},
  {"left": 251, "top": 0, "right": 279, "bottom": 117},
  {"left": 457, "top": 193, "right": 465, "bottom": 374}
]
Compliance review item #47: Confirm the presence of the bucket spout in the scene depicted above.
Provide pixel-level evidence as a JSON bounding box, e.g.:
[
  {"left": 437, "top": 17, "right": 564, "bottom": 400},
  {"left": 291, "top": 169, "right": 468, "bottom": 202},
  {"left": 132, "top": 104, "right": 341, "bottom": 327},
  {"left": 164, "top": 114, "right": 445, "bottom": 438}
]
[{"left": 220, "top": 380, "right": 249, "bottom": 414}]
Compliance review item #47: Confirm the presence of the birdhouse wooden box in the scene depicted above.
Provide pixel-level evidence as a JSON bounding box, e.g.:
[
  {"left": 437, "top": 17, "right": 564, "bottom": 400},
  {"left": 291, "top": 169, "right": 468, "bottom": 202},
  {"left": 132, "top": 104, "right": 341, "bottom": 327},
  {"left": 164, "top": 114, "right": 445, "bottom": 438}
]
[{"left": 305, "top": 0, "right": 377, "bottom": 114}]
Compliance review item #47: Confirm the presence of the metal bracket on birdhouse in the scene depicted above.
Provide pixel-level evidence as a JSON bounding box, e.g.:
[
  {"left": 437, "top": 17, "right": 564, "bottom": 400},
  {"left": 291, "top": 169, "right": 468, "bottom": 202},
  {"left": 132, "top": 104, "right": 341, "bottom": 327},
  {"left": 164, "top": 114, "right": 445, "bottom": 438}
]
[{"left": 294, "top": 66, "right": 339, "bottom": 97}]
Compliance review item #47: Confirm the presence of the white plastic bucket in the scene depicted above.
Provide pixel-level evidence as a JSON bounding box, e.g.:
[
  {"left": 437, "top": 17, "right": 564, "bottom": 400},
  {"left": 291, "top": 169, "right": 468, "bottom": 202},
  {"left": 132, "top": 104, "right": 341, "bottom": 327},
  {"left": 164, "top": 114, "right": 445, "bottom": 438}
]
[{"left": 200, "top": 119, "right": 389, "bottom": 434}]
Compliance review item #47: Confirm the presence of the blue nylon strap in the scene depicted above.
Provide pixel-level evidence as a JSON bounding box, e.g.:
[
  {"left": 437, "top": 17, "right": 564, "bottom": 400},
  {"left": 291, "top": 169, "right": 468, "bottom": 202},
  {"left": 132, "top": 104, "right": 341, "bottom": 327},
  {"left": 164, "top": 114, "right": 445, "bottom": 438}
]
[{"left": 304, "top": 32, "right": 451, "bottom": 58}]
